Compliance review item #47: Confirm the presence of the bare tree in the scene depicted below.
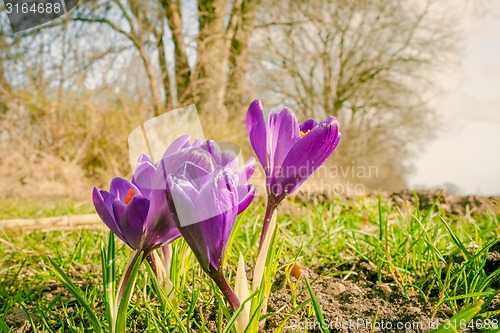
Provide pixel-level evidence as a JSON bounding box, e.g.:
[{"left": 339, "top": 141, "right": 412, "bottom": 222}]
[
  {"left": 0, "top": 0, "right": 461, "bottom": 195},
  {"left": 251, "top": 0, "right": 458, "bottom": 190},
  {"left": 0, "top": 0, "right": 262, "bottom": 198},
  {"left": 70, "top": 0, "right": 260, "bottom": 139},
  {"left": 0, "top": 14, "right": 154, "bottom": 198}
]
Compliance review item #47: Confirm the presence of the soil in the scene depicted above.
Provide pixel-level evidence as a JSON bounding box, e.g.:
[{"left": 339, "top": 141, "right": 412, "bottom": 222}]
[
  {"left": 266, "top": 272, "right": 444, "bottom": 332},
  {"left": 263, "top": 259, "right": 495, "bottom": 333},
  {"left": 189, "top": 256, "right": 499, "bottom": 332},
  {"left": 270, "top": 190, "right": 500, "bottom": 332},
  {"left": 5, "top": 308, "right": 37, "bottom": 333},
  {"left": 253, "top": 190, "right": 500, "bottom": 332},
  {"left": 388, "top": 190, "right": 500, "bottom": 216}
]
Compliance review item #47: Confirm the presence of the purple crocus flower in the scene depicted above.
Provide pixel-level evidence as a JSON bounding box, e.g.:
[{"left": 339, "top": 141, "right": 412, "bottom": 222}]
[
  {"left": 246, "top": 99, "right": 341, "bottom": 249},
  {"left": 163, "top": 137, "right": 256, "bottom": 310},
  {"left": 93, "top": 154, "right": 184, "bottom": 327},
  {"left": 92, "top": 154, "right": 181, "bottom": 254}
]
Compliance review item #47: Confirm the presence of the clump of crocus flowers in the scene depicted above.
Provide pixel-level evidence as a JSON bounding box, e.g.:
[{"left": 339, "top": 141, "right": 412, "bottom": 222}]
[{"left": 92, "top": 100, "right": 340, "bottom": 332}]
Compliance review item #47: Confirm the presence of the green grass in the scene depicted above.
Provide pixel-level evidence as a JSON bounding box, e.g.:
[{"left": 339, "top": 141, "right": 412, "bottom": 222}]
[
  {"left": 0, "top": 199, "right": 94, "bottom": 220},
  {"left": 0, "top": 194, "right": 499, "bottom": 332}
]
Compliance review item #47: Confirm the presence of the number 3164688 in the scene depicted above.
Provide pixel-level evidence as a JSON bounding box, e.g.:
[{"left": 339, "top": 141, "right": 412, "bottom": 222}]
[{"left": 5, "top": 2, "right": 62, "bottom": 14}]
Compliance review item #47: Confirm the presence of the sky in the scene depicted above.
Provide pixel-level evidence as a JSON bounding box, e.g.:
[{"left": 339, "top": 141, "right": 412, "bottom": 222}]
[{"left": 408, "top": 2, "right": 500, "bottom": 195}]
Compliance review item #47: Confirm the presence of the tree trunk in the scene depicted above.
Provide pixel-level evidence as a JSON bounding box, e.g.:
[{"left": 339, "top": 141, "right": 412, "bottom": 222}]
[
  {"left": 140, "top": 46, "right": 163, "bottom": 116},
  {"left": 157, "top": 27, "right": 172, "bottom": 111},
  {"left": 161, "top": 0, "right": 191, "bottom": 105},
  {"left": 225, "top": 0, "right": 259, "bottom": 123},
  {"left": 193, "top": 0, "right": 231, "bottom": 140}
]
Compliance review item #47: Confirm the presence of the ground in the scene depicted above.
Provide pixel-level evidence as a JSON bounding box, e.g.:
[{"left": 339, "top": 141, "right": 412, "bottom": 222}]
[{"left": 1, "top": 191, "right": 499, "bottom": 332}]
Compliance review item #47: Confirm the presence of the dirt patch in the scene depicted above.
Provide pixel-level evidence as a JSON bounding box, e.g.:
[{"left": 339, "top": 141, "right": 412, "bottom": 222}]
[
  {"left": 264, "top": 263, "right": 448, "bottom": 333},
  {"left": 188, "top": 257, "right": 499, "bottom": 332},
  {"left": 293, "top": 189, "right": 500, "bottom": 217},
  {"left": 388, "top": 190, "right": 500, "bottom": 216},
  {"left": 5, "top": 308, "right": 39, "bottom": 333}
]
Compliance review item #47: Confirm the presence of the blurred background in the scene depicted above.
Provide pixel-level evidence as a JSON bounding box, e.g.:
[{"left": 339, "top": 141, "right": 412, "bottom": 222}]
[{"left": 0, "top": 0, "right": 498, "bottom": 203}]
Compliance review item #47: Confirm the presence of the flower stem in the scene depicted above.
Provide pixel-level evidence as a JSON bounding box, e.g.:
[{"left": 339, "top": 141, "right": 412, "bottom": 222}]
[
  {"left": 116, "top": 250, "right": 142, "bottom": 305},
  {"left": 209, "top": 270, "right": 241, "bottom": 311},
  {"left": 258, "top": 195, "right": 279, "bottom": 253},
  {"left": 113, "top": 249, "right": 143, "bottom": 333},
  {"left": 146, "top": 253, "right": 157, "bottom": 277}
]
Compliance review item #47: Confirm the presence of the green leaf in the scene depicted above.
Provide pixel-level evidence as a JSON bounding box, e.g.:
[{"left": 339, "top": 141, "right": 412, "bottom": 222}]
[
  {"left": 305, "top": 278, "right": 329, "bottom": 333},
  {"left": 144, "top": 258, "right": 188, "bottom": 333},
  {"left": 114, "top": 250, "right": 144, "bottom": 333},
  {"left": 429, "top": 300, "right": 484, "bottom": 333},
  {"left": 0, "top": 318, "right": 9, "bottom": 333},
  {"left": 101, "top": 231, "right": 116, "bottom": 330},
  {"left": 440, "top": 217, "right": 471, "bottom": 260},
  {"left": 223, "top": 289, "right": 259, "bottom": 333},
  {"left": 443, "top": 291, "right": 495, "bottom": 302},
  {"left": 47, "top": 257, "right": 104, "bottom": 333},
  {"left": 247, "top": 212, "right": 281, "bottom": 333}
]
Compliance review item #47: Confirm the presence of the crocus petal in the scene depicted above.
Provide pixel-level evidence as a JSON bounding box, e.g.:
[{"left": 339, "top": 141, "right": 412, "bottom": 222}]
[
  {"left": 178, "top": 161, "right": 211, "bottom": 190},
  {"left": 167, "top": 175, "right": 199, "bottom": 227},
  {"left": 195, "top": 168, "right": 238, "bottom": 221},
  {"left": 271, "top": 116, "right": 341, "bottom": 196},
  {"left": 132, "top": 155, "right": 156, "bottom": 197},
  {"left": 266, "top": 107, "right": 301, "bottom": 173},
  {"left": 220, "top": 149, "right": 238, "bottom": 171},
  {"left": 191, "top": 137, "right": 204, "bottom": 147},
  {"left": 194, "top": 169, "right": 238, "bottom": 270},
  {"left": 112, "top": 199, "right": 126, "bottom": 235},
  {"left": 246, "top": 100, "right": 268, "bottom": 171},
  {"left": 237, "top": 157, "right": 256, "bottom": 185},
  {"left": 158, "top": 146, "right": 215, "bottom": 188},
  {"left": 136, "top": 153, "right": 153, "bottom": 165},
  {"left": 110, "top": 177, "right": 141, "bottom": 201},
  {"left": 142, "top": 189, "right": 181, "bottom": 250},
  {"left": 300, "top": 119, "right": 318, "bottom": 133},
  {"left": 202, "top": 140, "right": 222, "bottom": 166},
  {"left": 160, "top": 135, "right": 192, "bottom": 160},
  {"left": 168, "top": 176, "right": 211, "bottom": 271},
  {"left": 237, "top": 184, "right": 255, "bottom": 215},
  {"left": 119, "top": 196, "right": 150, "bottom": 249},
  {"left": 92, "top": 187, "right": 121, "bottom": 237},
  {"left": 149, "top": 138, "right": 254, "bottom": 275}
]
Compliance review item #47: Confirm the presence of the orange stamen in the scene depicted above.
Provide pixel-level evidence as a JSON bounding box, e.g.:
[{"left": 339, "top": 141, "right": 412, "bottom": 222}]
[
  {"left": 300, "top": 130, "right": 310, "bottom": 138},
  {"left": 124, "top": 188, "right": 135, "bottom": 204}
]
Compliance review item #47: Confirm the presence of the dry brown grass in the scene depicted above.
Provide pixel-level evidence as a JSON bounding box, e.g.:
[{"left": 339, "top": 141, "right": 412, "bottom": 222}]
[
  {"left": 0, "top": 88, "right": 150, "bottom": 200},
  {"left": 0, "top": 87, "right": 406, "bottom": 202}
]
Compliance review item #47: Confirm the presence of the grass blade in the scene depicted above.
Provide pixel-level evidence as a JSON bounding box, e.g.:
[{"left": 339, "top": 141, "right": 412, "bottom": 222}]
[
  {"left": 223, "top": 290, "right": 259, "bottom": 333},
  {"left": 429, "top": 300, "right": 484, "bottom": 333},
  {"left": 304, "top": 278, "right": 329, "bottom": 333},
  {"left": 115, "top": 250, "right": 143, "bottom": 333},
  {"left": 47, "top": 257, "right": 104, "bottom": 333},
  {"left": 440, "top": 217, "right": 471, "bottom": 260},
  {"left": 0, "top": 318, "right": 9, "bottom": 333},
  {"left": 101, "top": 231, "right": 116, "bottom": 329}
]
